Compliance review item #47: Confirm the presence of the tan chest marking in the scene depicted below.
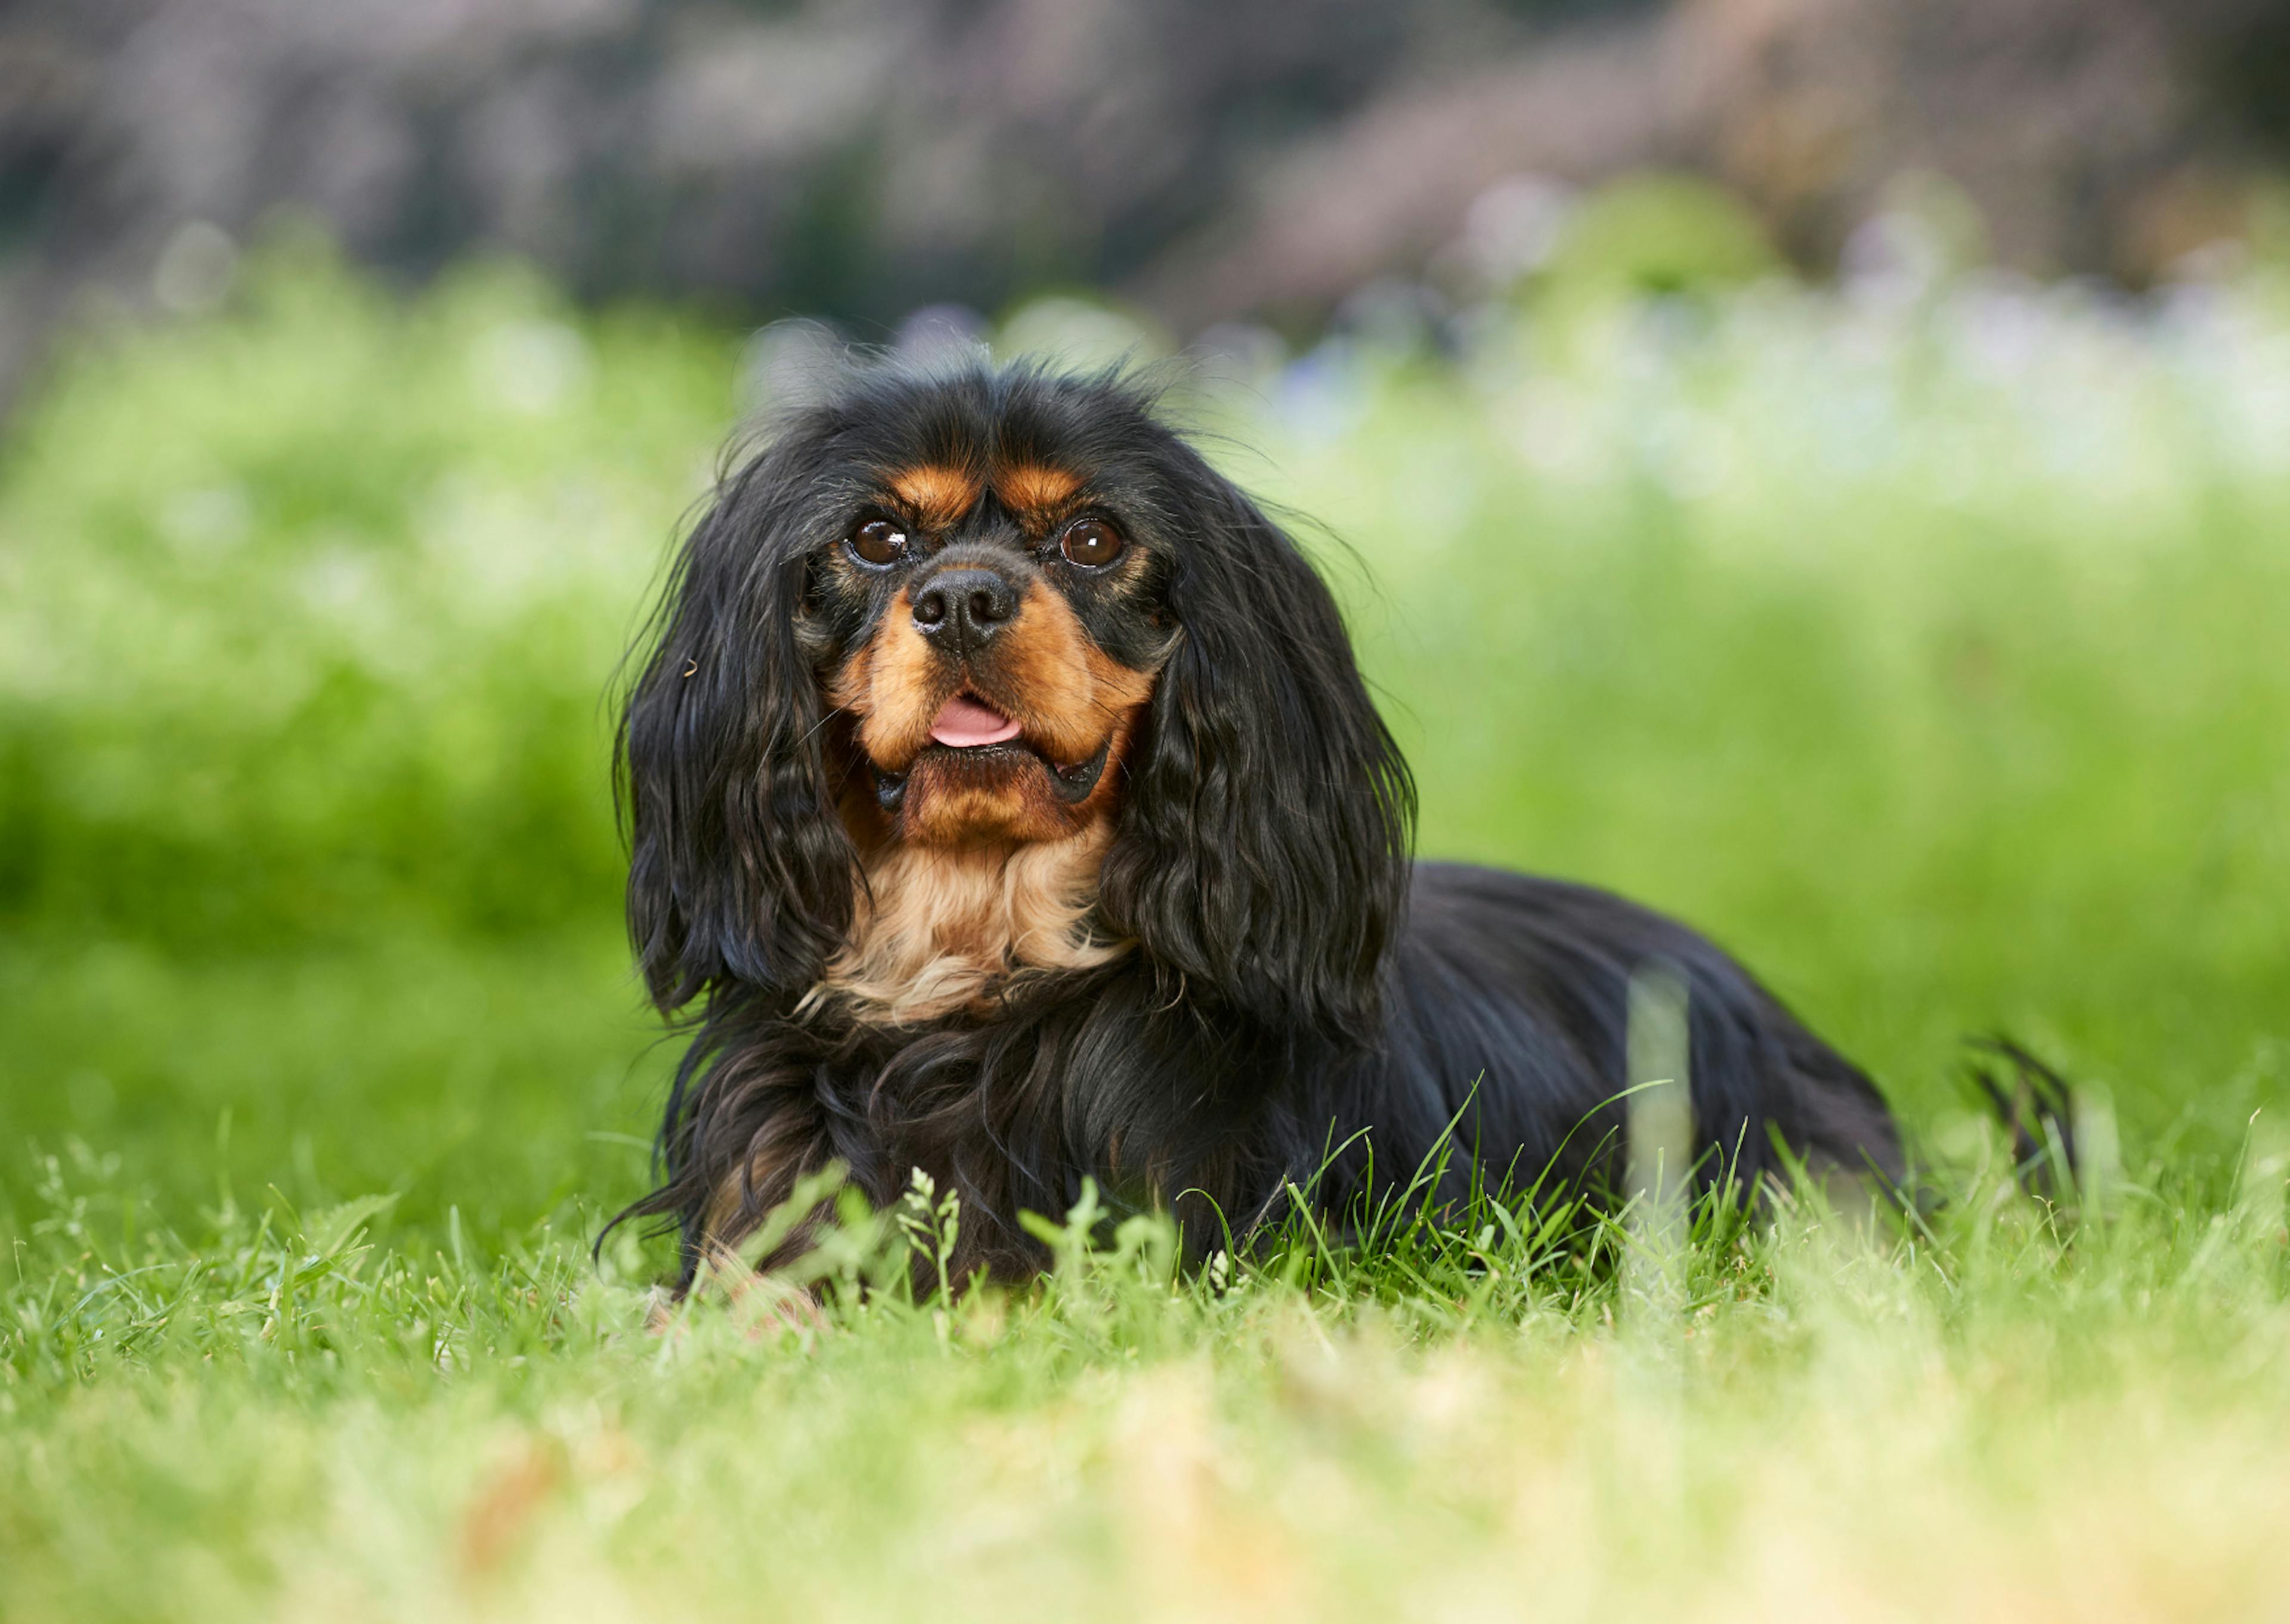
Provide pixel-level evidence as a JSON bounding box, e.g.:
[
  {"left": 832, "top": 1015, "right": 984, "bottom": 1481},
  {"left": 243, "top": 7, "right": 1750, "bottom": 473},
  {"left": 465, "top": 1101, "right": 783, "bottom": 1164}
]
[{"left": 808, "top": 821, "right": 1125, "bottom": 1025}]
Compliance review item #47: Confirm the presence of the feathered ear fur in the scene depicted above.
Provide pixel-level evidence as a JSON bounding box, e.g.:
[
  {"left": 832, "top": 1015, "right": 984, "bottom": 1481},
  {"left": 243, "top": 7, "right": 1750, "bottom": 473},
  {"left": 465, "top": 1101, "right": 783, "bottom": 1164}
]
[
  {"left": 1097, "top": 460, "right": 1415, "bottom": 1043},
  {"left": 618, "top": 442, "right": 856, "bottom": 1011}
]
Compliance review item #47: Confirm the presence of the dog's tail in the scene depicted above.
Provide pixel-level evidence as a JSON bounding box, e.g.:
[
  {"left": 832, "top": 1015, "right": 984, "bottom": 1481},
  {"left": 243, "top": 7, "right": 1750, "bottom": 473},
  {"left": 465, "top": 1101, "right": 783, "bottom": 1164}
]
[{"left": 1963, "top": 1035, "right": 2080, "bottom": 1198}]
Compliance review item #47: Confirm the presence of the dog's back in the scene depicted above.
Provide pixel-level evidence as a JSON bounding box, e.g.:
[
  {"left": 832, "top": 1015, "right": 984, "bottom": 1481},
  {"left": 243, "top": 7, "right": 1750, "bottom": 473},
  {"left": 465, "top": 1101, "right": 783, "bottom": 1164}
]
[{"left": 1273, "top": 863, "right": 1905, "bottom": 1218}]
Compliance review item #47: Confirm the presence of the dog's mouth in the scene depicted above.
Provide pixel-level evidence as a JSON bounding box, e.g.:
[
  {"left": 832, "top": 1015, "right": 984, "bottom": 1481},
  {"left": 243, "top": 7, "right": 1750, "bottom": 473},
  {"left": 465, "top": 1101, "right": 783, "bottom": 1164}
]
[{"left": 871, "top": 691, "right": 1112, "bottom": 812}]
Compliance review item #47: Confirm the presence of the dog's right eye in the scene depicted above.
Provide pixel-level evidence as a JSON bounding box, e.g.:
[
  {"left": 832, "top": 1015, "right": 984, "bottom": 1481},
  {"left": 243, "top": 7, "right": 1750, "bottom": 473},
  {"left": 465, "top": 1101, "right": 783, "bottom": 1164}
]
[{"left": 848, "top": 519, "right": 908, "bottom": 568}]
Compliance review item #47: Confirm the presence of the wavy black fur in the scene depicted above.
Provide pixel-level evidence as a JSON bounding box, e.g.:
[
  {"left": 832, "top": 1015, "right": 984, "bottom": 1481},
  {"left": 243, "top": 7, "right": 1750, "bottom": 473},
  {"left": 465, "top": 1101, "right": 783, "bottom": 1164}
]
[{"left": 609, "top": 359, "right": 1904, "bottom": 1287}]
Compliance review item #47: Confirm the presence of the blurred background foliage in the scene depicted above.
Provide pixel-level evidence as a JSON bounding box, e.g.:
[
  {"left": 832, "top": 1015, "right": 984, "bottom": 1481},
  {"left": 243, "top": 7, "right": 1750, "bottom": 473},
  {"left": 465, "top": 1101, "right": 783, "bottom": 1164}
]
[
  {"left": 0, "top": 243, "right": 717, "bottom": 944},
  {"left": 0, "top": 0, "right": 2287, "bottom": 1244}
]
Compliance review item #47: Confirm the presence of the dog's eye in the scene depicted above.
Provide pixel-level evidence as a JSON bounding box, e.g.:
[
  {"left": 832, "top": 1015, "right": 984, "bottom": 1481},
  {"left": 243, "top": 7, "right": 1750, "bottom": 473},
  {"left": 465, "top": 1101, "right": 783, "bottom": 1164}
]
[
  {"left": 848, "top": 519, "right": 907, "bottom": 568},
  {"left": 1060, "top": 519, "right": 1124, "bottom": 568}
]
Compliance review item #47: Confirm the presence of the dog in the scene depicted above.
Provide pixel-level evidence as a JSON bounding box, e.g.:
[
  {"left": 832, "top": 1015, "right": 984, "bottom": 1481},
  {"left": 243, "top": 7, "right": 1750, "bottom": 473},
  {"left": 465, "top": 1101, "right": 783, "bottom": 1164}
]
[{"left": 610, "top": 359, "right": 1904, "bottom": 1291}]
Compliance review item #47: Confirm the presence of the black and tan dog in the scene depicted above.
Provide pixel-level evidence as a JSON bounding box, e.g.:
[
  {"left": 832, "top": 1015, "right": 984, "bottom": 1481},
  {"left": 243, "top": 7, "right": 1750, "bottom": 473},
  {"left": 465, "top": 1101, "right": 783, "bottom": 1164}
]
[{"left": 611, "top": 361, "right": 1902, "bottom": 1289}]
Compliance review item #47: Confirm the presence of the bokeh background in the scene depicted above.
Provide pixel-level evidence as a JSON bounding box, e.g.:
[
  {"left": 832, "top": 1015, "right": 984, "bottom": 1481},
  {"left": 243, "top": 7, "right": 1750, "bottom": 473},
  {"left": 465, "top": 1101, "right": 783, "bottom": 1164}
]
[{"left": 2, "top": 0, "right": 2288, "bottom": 1252}]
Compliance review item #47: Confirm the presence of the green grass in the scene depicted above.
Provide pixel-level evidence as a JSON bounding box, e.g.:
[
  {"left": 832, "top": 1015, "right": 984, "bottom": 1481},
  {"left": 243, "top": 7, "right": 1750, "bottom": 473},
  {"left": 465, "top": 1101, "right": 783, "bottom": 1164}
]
[{"left": 4, "top": 245, "right": 2289, "bottom": 1620}]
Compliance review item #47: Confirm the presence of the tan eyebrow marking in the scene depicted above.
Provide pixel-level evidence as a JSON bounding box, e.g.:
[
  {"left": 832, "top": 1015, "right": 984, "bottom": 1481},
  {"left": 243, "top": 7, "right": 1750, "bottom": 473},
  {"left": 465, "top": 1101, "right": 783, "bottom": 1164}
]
[
  {"left": 887, "top": 464, "right": 982, "bottom": 530},
  {"left": 994, "top": 463, "right": 1083, "bottom": 516}
]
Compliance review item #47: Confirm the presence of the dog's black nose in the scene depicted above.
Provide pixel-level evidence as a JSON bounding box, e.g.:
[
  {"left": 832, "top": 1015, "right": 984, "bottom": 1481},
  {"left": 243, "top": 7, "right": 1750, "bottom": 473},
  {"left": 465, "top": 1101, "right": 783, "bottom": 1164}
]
[{"left": 911, "top": 567, "right": 1019, "bottom": 652}]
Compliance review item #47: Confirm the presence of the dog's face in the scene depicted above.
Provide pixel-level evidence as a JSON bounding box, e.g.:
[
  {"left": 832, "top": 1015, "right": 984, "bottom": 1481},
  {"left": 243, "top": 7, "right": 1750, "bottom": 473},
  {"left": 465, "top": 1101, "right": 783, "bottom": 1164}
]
[
  {"left": 622, "top": 362, "right": 1413, "bottom": 1038},
  {"left": 812, "top": 442, "right": 1172, "bottom": 849}
]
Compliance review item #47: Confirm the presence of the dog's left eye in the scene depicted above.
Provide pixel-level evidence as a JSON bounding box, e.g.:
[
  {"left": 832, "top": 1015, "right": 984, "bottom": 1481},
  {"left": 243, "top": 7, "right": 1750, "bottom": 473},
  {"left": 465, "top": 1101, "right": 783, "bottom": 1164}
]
[
  {"left": 1060, "top": 519, "right": 1124, "bottom": 568},
  {"left": 848, "top": 519, "right": 908, "bottom": 567}
]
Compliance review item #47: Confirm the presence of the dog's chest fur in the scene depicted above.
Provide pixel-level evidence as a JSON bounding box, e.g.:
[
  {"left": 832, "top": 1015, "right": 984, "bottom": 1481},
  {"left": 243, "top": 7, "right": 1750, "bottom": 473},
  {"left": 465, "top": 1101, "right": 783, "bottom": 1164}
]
[{"left": 809, "top": 822, "right": 1126, "bottom": 1024}]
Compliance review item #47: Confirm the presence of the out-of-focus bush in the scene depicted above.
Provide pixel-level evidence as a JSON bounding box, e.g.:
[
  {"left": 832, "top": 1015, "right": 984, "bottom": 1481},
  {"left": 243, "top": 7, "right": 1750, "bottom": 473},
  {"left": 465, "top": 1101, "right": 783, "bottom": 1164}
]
[{"left": 0, "top": 239, "right": 736, "bottom": 946}]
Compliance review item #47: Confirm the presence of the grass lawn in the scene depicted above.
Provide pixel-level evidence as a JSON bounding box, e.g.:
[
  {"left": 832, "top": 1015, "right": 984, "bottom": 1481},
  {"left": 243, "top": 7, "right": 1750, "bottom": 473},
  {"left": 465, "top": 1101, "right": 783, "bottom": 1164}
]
[{"left": 4, "top": 251, "right": 2288, "bottom": 1621}]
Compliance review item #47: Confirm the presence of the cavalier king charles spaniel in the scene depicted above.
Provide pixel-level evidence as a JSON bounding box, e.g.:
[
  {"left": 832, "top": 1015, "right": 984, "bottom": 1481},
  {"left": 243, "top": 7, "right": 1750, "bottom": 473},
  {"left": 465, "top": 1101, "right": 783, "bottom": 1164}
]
[{"left": 612, "top": 360, "right": 1904, "bottom": 1290}]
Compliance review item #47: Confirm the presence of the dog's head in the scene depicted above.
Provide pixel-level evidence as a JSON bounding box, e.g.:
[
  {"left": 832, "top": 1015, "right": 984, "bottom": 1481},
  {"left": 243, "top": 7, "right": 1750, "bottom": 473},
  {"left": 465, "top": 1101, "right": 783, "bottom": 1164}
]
[{"left": 621, "top": 361, "right": 1413, "bottom": 1039}]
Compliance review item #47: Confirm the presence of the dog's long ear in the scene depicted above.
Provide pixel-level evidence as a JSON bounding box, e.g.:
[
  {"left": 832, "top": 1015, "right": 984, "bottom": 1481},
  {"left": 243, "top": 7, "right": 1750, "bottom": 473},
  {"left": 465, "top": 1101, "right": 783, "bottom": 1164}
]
[
  {"left": 1098, "top": 462, "right": 1415, "bottom": 1043},
  {"left": 618, "top": 442, "right": 855, "bottom": 1011}
]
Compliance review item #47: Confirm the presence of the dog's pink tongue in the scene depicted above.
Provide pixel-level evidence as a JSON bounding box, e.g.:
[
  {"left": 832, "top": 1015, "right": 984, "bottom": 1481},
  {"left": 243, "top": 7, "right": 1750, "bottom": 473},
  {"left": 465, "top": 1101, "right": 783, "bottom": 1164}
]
[{"left": 930, "top": 693, "right": 1023, "bottom": 748}]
